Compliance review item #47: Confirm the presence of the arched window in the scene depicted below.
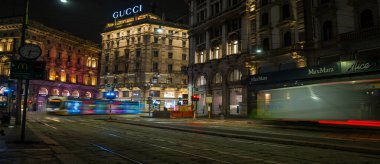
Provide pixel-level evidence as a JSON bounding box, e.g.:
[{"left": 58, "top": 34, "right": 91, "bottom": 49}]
[
  {"left": 60, "top": 70, "right": 66, "bottom": 82},
  {"left": 87, "top": 57, "right": 92, "bottom": 67},
  {"left": 85, "top": 92, "right": 92, "bottom": 98},
  {"left": 196, "top": 75, "right": 207, "bottom": 86},
  {"left": 229, "top": 69, "right": 242, "bottom": 82},
  {"left": 0, "top": 56, "right": 10, "bottom": 76},
  {"left": 283, "top": 31, "right": 292, "bottom": 47},
  {"left": 91, "top": 76, "right": 97, "bottom": 86},
  {"left": 214, "top": 73, "right": 223, "bottom": 84},
  {"left": 52, "top": 89, "right": 60, "bottom": 96},
  {"left": 49, "top": 69, "right": 56, "bottom": 80},
  {"left": 91, "top": 59, "right": 97, "bottom": 68},
  {"left": 323, "top": 21, "right": 333, "bottom": 41},
  {"left": 261, "top": 13, "right": 269, "bottom": 26},
  {"left": 360, "top": 9, "right": 374, "bottom": 29},
  {"left": 62, "top": 90, "right": 70, "bottom": 97},
  {"left": 72, "top": 90, "right": 80, "bottom": 98},
  {"left": 38, "top": 88, "right": 48, "bottom": 95},
  {"left": 84, "top": 74, "right": 90, "bottom": 85},
  {"left": 262, "top": 38, "right": 270, "bottom": 51}
]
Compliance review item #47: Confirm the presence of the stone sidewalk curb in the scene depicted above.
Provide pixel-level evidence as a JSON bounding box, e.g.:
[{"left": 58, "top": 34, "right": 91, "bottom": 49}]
[{"left": 107, "top": 119, "right": 380, "bottom": 156}]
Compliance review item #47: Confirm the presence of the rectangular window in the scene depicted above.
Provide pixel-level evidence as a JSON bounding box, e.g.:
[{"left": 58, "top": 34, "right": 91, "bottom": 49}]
[
  {"left": 167, "top": 78, "right": 173, "bottom": 83},
  {"left": 125, "top": 64, "right": 129, "bottom": 72},
  {"left": 154, "top": 36, "right": 159, "bottom": 43},
  {"left": 115, "top": 51, "right": 119, "bottom": 60},
  {"left": 168, "top": 64, "right": 173, "bottom": 73},
  {"left": 182, "top": 79, "right": 187, "bottom": 84},
  {"left": 136, "top": 49, "right": 141, "bottom": 57},
  {"left": 168, "top": 30, "right": 174, "bottom": 35},
  {"left": 153, "top": 62, "right": 159, "bottom": 71},
  {"left": 57, "top": 52, "right": 61, "bottom": 59},
  {"left": 182, "top": 54, "right": 187, "bottom": 60},
  {"left": 125, "top": 49, "right": 130, "bottom": 60},
  {"left": 149, "top": 90, "right": 160, "bottom": 97},
  {"left": 114, "top": 65, "right": 118, "bottom": 73},
  {"left": 168, "top": 52, "right": 173, "bottom": 59},
  {"left": 153, "top": 50, "right": 159, "bottom": 57},
  {"left": 135, "top": 62, "right": 140, "bottom": 70},
  {"left": 169, "top": 39, "right": 173, "bottom": 45},
  {"left": 122, "top": 91, "right": 130, "bottom": 97},
  {"left": 105, "top": 66, "right": 108, "bottom": 73},
  {"left": 182, "top": 41, "right": 186, "bottom": 47}
]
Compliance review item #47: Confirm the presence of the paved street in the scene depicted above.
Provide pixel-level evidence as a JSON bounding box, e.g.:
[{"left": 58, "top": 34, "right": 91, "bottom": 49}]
[{"left": 13, "top": 112, "right": 380, "bottom": 163}]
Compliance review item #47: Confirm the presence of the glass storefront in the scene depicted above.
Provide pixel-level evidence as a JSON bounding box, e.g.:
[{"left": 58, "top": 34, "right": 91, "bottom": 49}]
[{"left": 229, "top": 88, "right": 242, "bottom": 115}]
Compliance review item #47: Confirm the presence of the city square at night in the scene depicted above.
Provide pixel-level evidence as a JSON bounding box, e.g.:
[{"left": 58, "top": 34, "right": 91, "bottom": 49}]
[{"left": 0, "top": 0, "right": 380, "bottom": 163}]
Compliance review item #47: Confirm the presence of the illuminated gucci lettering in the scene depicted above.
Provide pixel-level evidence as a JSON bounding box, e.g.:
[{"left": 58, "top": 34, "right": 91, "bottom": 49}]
[{"left": 113, "top": 5, "right": 143, "bottom": 19}]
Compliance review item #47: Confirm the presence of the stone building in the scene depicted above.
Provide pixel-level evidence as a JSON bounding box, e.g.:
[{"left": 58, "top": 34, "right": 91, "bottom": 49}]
[
  {"left": 0, "top": 17, "right": 100, "bottom": 111},
  {"left": 246, "top": 0, "right": 380, "bottom": 120},
  {"left": 188, "top": 0, "right": 252, "bottom": 117},
  {"left": 99, "top": 13, "right": 189, "bottom": 111}
]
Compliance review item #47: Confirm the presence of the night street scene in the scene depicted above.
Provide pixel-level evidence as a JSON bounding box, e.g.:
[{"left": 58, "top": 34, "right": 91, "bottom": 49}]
[{"left": 1, "top": 0, "right": 380, "bottom": 163}]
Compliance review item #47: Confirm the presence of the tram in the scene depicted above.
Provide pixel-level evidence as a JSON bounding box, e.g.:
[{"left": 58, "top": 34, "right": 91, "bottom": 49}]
[{"left": 46, "top": 97, "right": 142, "bottom": 115}]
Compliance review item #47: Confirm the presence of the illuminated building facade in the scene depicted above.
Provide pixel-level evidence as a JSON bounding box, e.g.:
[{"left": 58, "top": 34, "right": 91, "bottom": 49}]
[
  {"left": 99, "top": 13, "right": 189, "bottom": 111},
  {"left": 188, "top": 0, "right": 251, "bottom": 117},
  {"left": 246, "top": 0, "right": 380, "bottom": 120},
  {"left": 0, "top": 17, "right": 100, "bottom": 111}
]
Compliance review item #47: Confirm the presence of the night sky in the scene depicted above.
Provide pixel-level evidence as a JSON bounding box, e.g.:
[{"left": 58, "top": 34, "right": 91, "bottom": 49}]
[{"left": 0, "top": 0, "right": 189, "bottom": 43}]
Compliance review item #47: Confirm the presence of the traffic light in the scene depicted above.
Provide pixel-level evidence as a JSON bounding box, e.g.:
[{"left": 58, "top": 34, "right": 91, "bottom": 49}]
[{"left": 191, "top": 95, "right": 200, "bottom": 101}]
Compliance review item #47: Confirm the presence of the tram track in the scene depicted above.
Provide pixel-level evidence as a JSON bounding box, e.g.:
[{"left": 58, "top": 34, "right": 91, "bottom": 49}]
[
  {"left": 28, "top": 116, "right": 379, "bottom": 164},
  {"left": 30, "top": 119, "right": 246, "bottom": 163}
]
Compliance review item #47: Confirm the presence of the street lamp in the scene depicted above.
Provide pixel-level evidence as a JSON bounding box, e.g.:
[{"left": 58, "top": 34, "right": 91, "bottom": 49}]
[{"left": 18, "top": 0, "right": 69, "bottom": 142}]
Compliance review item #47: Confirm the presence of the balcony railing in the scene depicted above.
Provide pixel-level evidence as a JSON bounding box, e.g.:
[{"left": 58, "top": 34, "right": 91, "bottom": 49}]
[{"left": 337, "top": 27, "right": 380, "bottom": 42}]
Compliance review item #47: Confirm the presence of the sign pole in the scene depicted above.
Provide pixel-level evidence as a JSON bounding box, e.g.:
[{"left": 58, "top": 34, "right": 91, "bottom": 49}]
[
  {"left": 108, "top": 101, "right": 112, "bottom": 120},
  {"left": 15, "top": 79, "right": 22, "bottom": 125},
  {"left": 21, "top": 79, "right": 29, "bottom": 141}
]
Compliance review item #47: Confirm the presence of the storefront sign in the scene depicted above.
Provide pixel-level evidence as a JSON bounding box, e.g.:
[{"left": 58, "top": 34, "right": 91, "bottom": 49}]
[
  {"left": 112, "top": 5, "right": 143, "bottom": 19},
  {"left": 247, "top": 60, "right": 380, "bottom": 85},
  {"left": 308, "top": 67, "right": 335, "bottom": 75},
  {"left": 342, "top": 61, "right": 376, "bottom": 73}
]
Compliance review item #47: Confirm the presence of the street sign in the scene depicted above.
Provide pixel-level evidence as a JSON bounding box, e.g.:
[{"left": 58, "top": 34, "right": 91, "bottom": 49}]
[{"left": 10, "top": 60, "right": 45, "bottom": 80}]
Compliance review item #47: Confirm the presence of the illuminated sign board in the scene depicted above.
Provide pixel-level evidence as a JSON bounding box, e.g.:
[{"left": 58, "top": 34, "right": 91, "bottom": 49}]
[{"left": 113, "top": 5, "right": 143, "bottom": 19}]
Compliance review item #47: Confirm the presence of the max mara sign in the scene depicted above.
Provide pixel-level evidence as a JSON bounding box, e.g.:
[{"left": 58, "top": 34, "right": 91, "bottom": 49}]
[{"left": 112, "top": 5, "right": 143, "bottom": 19}]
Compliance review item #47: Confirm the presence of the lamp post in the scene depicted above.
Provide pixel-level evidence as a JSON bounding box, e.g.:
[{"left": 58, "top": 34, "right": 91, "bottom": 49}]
[{"left": 17, "top": 0, "right": 68, "bottom": 142}]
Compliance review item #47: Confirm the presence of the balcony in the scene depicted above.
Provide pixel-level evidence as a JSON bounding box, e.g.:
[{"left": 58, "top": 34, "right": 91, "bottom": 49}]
[{"left": 337, "top": 27, "right": 380, "bottom": 42}]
